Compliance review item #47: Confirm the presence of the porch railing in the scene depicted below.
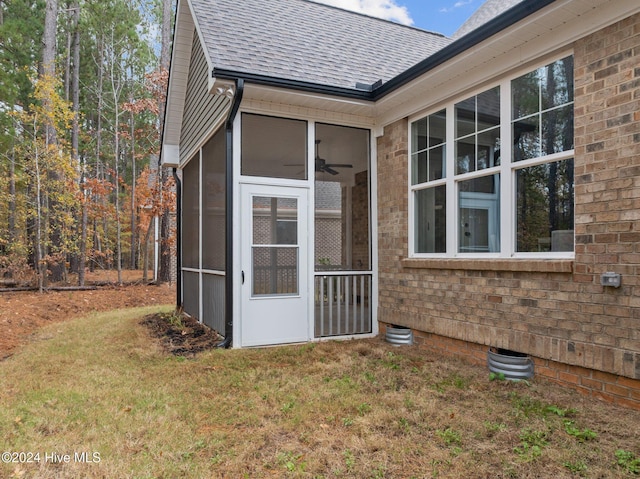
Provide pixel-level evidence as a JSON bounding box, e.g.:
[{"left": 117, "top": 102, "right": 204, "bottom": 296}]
[
  {"left": 253, "top": 265, "right": 298, "bottom": 295},
  {"left": 314, "top": 272, "right": 372, "bottom": 338}
]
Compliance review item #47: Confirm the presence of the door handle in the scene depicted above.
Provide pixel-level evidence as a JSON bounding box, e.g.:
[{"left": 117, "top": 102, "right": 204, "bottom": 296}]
[{"left": 241, "top": 271, "right": 245, "bottom": 284}]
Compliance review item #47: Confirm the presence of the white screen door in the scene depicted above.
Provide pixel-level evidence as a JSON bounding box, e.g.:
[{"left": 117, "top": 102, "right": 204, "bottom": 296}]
[{"left": 240, "top": 184, "right": 309, "bottom": 346}]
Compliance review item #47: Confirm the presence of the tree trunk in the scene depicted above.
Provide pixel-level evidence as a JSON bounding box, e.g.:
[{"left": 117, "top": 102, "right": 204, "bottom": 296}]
[
  {"left": 8, "top": 135, "right": 16, "bottom": 247},
  {"left": 42, "top": 0, "right": 65, "bottom": 283},
  {"left": 42, "top": 0, "right": 57, "bottom": 78},
  {"left": 161, "top": 0, "right": 171, "bottom": 72},
  {"left": 157, "top": 0, "right": 173, "bottom": 283},
  {"left": 95, "top": 35, "right": 106, "bottom": 270},
  {"left": 114, "top": 98, "right": 122, "bottom": 286},
  {"left": 33, "top": 125, "right": 44, "bottom": 293},
  {"left": 63, "top": 5, "right": 71, "bottom": 101},
  {"left": 70, "top": 1, "right": 85, "bottom": 286},
  {"left": 130, "top": 104, "right": 136, "bottom": 270},
  {"left": 142, "top": 219, "right": 153, "bottom": 282}
]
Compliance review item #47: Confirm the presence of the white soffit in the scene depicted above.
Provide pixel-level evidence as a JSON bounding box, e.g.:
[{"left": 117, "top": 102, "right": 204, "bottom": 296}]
[
  {"left": 375, "top": 0, "right": 640, "bottom": 127},
  {"left": 241, "top": 84, "right": 376, "bottom": 126}
]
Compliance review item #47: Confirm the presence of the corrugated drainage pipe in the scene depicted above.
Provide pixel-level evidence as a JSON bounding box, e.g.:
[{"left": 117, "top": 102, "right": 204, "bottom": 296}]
[
  {"left": 487, "top": 348, "right": 534, "bottom": 380},
  {"left": 386, "top": 325, "right": 413, "bottom": 346}
]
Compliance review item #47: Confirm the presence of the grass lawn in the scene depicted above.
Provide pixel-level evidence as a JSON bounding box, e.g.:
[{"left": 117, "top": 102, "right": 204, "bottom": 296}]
[{"left": 1, "top": 306, "right": 639, "bottom": 478}]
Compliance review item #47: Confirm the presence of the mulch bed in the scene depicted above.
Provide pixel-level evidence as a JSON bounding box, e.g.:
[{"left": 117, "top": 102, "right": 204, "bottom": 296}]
[{"left": 140, "top": 312, "right": 223, "bottom": 356}]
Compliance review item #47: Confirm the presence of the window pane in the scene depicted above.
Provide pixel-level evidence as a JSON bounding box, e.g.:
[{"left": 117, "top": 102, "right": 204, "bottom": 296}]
[
  {"left": 455, "top": 97, "right": 475, "bottom": 138},
  {"left": 455, "top": 88, "right": 500, "bottom": 174},
  {"left": 182, "top": 155, "right": 200, "bottom": 269},
  {"left": 477, "top": 127, "right": 500, "bottom": 169},
  {"left": 513, "top": 115, "right": 540, "bottom": 161},
  {"left": 542, "top": 104, "right": 574, "bottom": 155},
  {"left": 415, "top": 186, "right": 446, "bottom": 253},
  {"left": 202, "top": 129, "right": 226, "bottom": 271},
  {"left": 428, "top": 110, "right": 446, "bottom": 147},
  {"left": 516, "top": 159, "right": 574, "bottom": 252},
  {"left": 458, "top": 174, "right": 500, "bottom": 253},
  {"left": 456, "top": 137, "right": 475, "bottom": 174},
  {"left": 411, "top": 151, "right": 427, "bottom": 185},
  {"left": 411, "top": 117, "right": 427, "bottom": 153},
  {"left": 429, "top": 146, "right": 445, "bottom": 181},
  {"left": 315, "top": 124, "right": 370, "bottom": 271},
  {"left": 512, "top": 71, "right": 540, "bottom": 119},
  {"left": 241, "top": 113, "right": 307, "bottom": 179},
  {"left": 477, "top": 87, "right": 500, "bottom": 129},
  {"left": 412, "top": 110, "right": 446, "bottom": 184},
  {"left": 512, "top": 56, "right": 574, "bottom": 162},
  {"left": 542, "top": 56, "right": 574, "bottom": 110},
  {"left": 252, "top": 196, "right": 298, "bottom": 245},
  {"left": 252, "top": 247, "right": 298, "bottom": 295}
]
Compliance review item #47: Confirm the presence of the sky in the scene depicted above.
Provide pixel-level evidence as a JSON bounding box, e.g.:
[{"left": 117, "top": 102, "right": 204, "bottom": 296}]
[{"left": 313, "top": 0, "right": 482, "bottom": 37}]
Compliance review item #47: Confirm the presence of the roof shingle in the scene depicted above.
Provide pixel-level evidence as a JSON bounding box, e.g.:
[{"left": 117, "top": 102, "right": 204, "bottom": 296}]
[
  {"left": 190, "top": 0, "right": 452, "bottom": 91},
  {"left": 453, "top": 0, "right": 525, "bottom": 39}
]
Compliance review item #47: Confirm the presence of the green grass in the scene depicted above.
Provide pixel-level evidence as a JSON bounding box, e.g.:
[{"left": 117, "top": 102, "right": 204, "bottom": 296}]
[{"left": 1, "top": 306, "right": 640, "bottom": 478}]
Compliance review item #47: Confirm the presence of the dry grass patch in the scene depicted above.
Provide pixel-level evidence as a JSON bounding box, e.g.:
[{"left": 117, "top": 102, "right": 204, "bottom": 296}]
[{"left": 1, "top": 308, "right": 639, "bottom": 478}]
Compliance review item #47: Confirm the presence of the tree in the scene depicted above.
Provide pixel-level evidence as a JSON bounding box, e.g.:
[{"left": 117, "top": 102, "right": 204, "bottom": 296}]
[
  {"left": 0, "top": 0, "right": 174, "bottom": 285},
  {"left": 13, "top": 74, "right": 78, "bottom": 290},
  {"left": 157, "top": 0, "right": 173, "bottom": 283}
]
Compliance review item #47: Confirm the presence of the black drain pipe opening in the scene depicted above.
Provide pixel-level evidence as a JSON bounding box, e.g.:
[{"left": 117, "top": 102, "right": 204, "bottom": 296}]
[
  {"left": 172, "top": 167, "right": 182, "bottom": 311},
  {"left": 217, "top": 78, "right": 244, "bottom": 349}
]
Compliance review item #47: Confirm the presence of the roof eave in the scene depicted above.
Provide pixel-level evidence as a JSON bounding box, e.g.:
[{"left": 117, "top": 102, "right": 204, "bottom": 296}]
[{"left": 213, "top": 68, "right": 375, "bottom": 101}]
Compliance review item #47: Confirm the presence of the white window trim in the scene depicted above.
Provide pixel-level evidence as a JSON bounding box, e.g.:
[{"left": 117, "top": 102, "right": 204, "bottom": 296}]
[{"left": 409, "top": 54, "right": 575, "bottom": 260}]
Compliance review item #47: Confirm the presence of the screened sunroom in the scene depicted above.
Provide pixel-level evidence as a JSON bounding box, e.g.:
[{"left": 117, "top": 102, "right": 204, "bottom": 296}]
[{"left": 179, "top": 108, "right": 376, "bottom": 347}]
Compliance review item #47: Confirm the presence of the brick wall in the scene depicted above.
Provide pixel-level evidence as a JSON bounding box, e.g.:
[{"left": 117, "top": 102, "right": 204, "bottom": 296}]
[{"left": 377, "top": 13, "right": 640, "bottom": 409}]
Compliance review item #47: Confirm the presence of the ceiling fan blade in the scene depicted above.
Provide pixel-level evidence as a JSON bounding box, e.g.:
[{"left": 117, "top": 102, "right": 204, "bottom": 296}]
[
  {"left": 325, "top": 163, "right": 353, "bottom": 168},
  {"left": 323, "top": 167, "right": 340, "bottom": 175}
]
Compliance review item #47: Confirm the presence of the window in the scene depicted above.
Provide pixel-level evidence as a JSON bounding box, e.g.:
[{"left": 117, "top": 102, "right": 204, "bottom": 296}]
[
  {"left": 314, "top": 123, "right": 371, "bottom": 271},
  {"left": 241, "top": 113, "right": 307, "bottom": 180},
  {"left": 411, "top": 110, "right": 446, "bottom": 254},
  {"left": 410, "top": 55, "right": 574, "bottom": 257}
]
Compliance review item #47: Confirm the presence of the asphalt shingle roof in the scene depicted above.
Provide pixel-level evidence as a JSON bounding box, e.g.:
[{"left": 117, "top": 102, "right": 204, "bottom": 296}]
[
  {"left": 189, "top": 0, "right": 452, "bottom": 91},
  {"left": 453, "top": 0, "right": 525, "bottom": 39}
]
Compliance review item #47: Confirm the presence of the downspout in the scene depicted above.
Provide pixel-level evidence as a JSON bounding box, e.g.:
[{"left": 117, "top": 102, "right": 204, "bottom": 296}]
[
  {"left": 172, "top": 167, "right": 182, "bottom": 310},
  {"left": 217, "top": 78, "right": 244, "bottom": 348}
]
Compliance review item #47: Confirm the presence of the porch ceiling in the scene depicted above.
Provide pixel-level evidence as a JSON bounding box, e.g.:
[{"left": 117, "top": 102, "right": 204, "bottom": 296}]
[{"left": 238, "top": 84, "right": 376, "bottom": 126}]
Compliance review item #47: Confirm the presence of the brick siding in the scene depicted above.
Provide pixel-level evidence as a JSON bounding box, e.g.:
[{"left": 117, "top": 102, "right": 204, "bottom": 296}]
[{"left": 377, "top": 13, "right": 640, "bottom": 409}]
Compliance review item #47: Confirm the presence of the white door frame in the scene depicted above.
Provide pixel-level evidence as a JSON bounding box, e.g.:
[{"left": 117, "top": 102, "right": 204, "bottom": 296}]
[{"left": 239, "top": 183, "right": 310, "bottom": 347}]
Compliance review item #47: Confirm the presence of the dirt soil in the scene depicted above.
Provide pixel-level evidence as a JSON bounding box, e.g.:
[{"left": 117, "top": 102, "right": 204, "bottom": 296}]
[
  {"left": 140, "top": 312, "right": 223, "bottom": 356},
  {"left": 0, "top": 270, "right": 176, "bottom": 360}
]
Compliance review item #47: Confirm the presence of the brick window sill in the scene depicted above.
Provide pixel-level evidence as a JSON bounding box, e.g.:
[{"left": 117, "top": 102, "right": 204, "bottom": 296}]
[{"left": 401, "top": 258, "right": 573, "bottom": 273}]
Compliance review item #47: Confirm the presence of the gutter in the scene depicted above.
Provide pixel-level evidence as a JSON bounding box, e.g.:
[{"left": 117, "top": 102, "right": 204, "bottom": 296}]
[
  {"left": 216, "top": 77, "right": 244, "bottom": 349},
  {"left": 172, "top": 168, "right": 182, "bottom": 310},
  {"left": 212, "top": 0, "right": 556, "bottom": 102},
  {"left": 213, "top": 69, "right": 372, "bottom": 101}
]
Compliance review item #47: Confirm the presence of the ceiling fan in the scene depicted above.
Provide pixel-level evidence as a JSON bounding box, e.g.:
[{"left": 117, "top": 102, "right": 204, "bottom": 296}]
[
  {"left": 313, "top": 140, "right": 353, "bottom": 175},
  {"left": 283, "top": 140, "right": 353, "bottom": 175}
]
